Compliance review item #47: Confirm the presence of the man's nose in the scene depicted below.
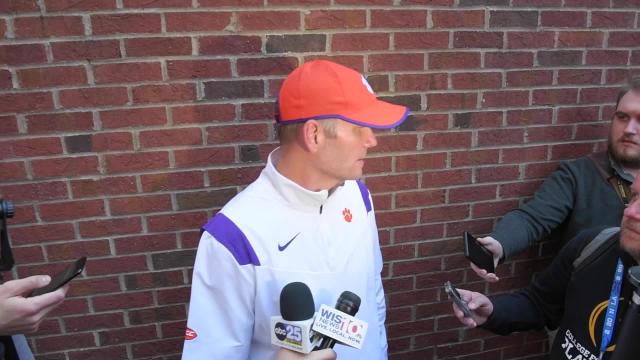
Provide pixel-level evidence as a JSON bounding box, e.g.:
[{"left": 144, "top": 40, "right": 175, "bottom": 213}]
[
  {"left": 625, "top": 117, "right": 640, "bottom": 134},
  {"left": 363, "top": 128, "right": 377, "bottom": 148}
]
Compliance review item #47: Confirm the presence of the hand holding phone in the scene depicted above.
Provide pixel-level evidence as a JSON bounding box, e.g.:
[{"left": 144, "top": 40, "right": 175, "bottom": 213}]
[
  {"left": 463, "top": 232, "right": 495, "bottom": 274},
  {"left": 444, "top": 281, "right": 471, "bottom": 318},
  {"left": 29, "top": 256, "right": 86, "bottom": 297}
]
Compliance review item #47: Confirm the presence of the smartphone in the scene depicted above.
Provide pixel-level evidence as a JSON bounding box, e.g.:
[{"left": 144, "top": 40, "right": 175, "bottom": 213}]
[
  {"left": 29, "top": 256, "right": 86, "bottom": 297},
  {"left": 444, "top": 281, "right": 471, "bottom": 318},
  {"left": 463, "top": 232, "right": 495, "bottom": 273}
]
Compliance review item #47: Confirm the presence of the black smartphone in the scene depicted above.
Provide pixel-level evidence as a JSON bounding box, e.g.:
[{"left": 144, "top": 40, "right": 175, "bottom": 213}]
[
  {"left": 463, "top": 232, "right": 495, "bottom": 273},
  {"left": 29, "top": 256, "right": 86, "bottom": 297},
  {"left": 444, "top": 281, "right": 471, "bottom": 318}
]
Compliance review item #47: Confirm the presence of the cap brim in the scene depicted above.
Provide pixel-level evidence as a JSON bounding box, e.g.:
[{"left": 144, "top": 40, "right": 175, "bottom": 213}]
[{"left": 339, "top": 99, "right": 410, "bottom": 129}]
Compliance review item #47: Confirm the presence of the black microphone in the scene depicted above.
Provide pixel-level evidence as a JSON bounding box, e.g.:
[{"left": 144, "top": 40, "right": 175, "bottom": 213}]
[
  {"left": 314, "top": 291, "right": 361, "bottom": 350},
  {"left": 271, "top": 282, "right": 317, "bottom": 353},
  {"left": 610, "top": 266, "right": 640, "bottom": 360}
]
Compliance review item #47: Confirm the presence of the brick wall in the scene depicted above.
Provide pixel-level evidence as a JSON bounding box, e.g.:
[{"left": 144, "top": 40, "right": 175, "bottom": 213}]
[{"left": 1, "top": 1, "right": 638, "bottom": 359}]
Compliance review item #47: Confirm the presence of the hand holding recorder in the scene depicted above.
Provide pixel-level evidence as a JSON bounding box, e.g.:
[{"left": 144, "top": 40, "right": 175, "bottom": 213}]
[
  {"left": 447, "top": 283, "right": 494, "bottom": 328},
  {"left": 464, "top": 232, "right": 503, "bottom": 282}
]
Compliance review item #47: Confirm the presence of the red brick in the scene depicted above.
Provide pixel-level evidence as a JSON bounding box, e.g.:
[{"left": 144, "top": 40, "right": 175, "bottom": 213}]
[
  {"left": 558, "top": 31, "right": 604, "bottom": 47},
  {"left": 477, "top": 128, "right": 525, "bottom": 146},
  {"left": 132, "top": 83, "right": 196, "bottom": 104},
  {"left": 451, "top": 149, "right": 499, "bottom": 167},
  {"left": 14, "top": 16, "right": 84, "bottom": 38},
  {"left": 237, "top": 57, "right": 297, "bottom": 76},
  {"left": 207, "top": 124, "right": 269, "bottom": 144},
  {"left": 423, "top": 132, "right": 472, "bottom": 150},
  {"left": 100, "top": 325, "right": 159, "bottom": 346},
  {"left": 576, "top": 123, "right": 608, "bottom": 140},
  {"left": 528, "top": 125, "right": 573, "bottom": 143},
  {"left": 507, "top": 31, "right": 555, "bottom": 49},
  {"left": 131, "top": 338, "right": 184, "bottom": 358},
  {"left": 125, "top": 37, "right": 192, "bottom": 57},
  {"left": 165, "top": 12, "right": 230, "bottom": 32},
  {"left": 453, "top": 31, "right": 504, "bottom": 48},
  {"left": 270, "top": 0, "right": 329, "bottom": 4},
  {"left": 394, "top": 74, "right": 446, "bottom": 93},
  {"left": 0, "top": 69, "right": 11, "bottom": 89},
  {"left": 35, "top": 333, "right": 96, "bottom": 353},
  {"left": 482, "top": 90, "right": 529, "bottom": 108},
  {"left": 0, "top": 92, "right": 53, "bottom": 114},
  {"left": 18, "top": 66, "right": 87, "bottom": 88},
  {"left": 485, "top": 51, "right": 533, "bottom": 68},
  {"left": 171, "top": 104, "right": 235, "bottom": 124},
  {"left": 0, "top": 0, "right": 39, "bottom": 13},
  {"left": 32, "top": 156, "right": 99, "bottom": 178},
  {"left": 476, "top": 166, "right": 520, "bottom": 182},
  {"left": 533, "top": 88, "right": 578, "bottom": 105},
  {"left": 368, "top": 54, "right": 424, "bottom": 72},
  {"left": 502, "top": 145, "right": 548, "bottom": 164},
  {"left": 140, "top": 128, "right": 202, "bottom": 148},
  {"left": 586, "top": 50, "right": 629, "bottom": 66},
  {"left": 91, "top": 13, "right": 161, "bottom": 35},
  {"left": 51, "top": 40, "right": 121, "bottom": 61},
  {"left": 506, "top": 70, "right": 553, "bottom": 87},
  {"left": 451, "top": 72, "right": 501, "bottom": 89},
  {"left": 579, "top": 87, "right": 619, "bottom": 104},
  {"left": 11, "top": 245, "right": 44, "bottom": 263},
  {"left": 591, "top": 11, "right": 635, "bottom": 28},
  {"left": 363, "top": 156, "right": 392, "bottom": 174},
  {"left": 105, "top": 152, "right": 169, "bottom": 174},
  {"left": 0, "top": 161, "right": 27, "bottom": 181},
  {"left": 79, "top": 218, "right": 143, "bottom": 238},
  {"left": 371, "top": 10, "right": 426, "bottom": 28},
  {"left": 558, "top": 106, "right": 600, "bottom": 124},
  {"left": 126, "top": 272, "right": 185, "bottom": 292},
  {"left": 0, "top": 44, "right": 46, "bottom": 65},
  {"left": 100, "top": 107, "right": 166, "bottom": 129},
  {"left": 432, "top": 10, "right": 484, "bottom": 28},
  {"left": 71, "top": 176, "right": 137, "bottom": 198},
  {"left": 10, "top": 223, "right": 74, "bottom": 245},
  {"left": 93, "top": 291, "right": 154, "bottom": 312},
  {"left": 45, "top": 0, "right": 116, "bottom": 11},
  {"left": 557, "top": 69, "right": 602, "bottom": 85},
  {"left": 60, "top": 87, "right": 128, "bottom": 108},
  {"left": 0, "top": 181, "right": 69, "bottom": 202},
  {"left": 428, "top": 93, "right": 477, "bottom": 110},
  {"left": 241, "top": 102, "right": 275, "bottom": 122},
  {"left": 396, "top": 190, "right": 445, "bottom": 208},
  {"left": 114, "top": 234, "right": 178, "bottom": 255},
  {"left": 69, "top": 346, "right": 127, "bottom": 360},
  {"left": 147, "top": 212, "right": 208, "bottom": 232},
  {"left": 305, "top": 10, "right": 366, "bottom": 29},
  {"left": 551, "top": 143, "right": 593, "bottom": 160},
  {"left": 0, "top": 137, "right": 62, "bottom": 159},
  {"left": 394, "top": 32, "right": 449, "bottom": 50},
  {"left": 565, "top": 0, "right": 610, "bottom": 6},
  {"left": 46, "top": 239, "right": 111, "bottom": 261},
  {"left": 208, "top": 167, "right": 262, "bottom": 187},
  {"left": 39, "top": 200, "right": 104, "bottom": 221},
  {"left": 199, "top": 35, "right": 262, "bottom": 55},
  {"left": 238, "top": 11, "right": 300, "bottom": 31},
  {"left": 490, "top": 10, "right": 539, "bottom": 28},
  {"left": 506, "top": 109, "right": 553, "bottom": 126},
  {"left": 395, "top": 153, "right": 447, "bottom": 172},
  {"left": 26, "top": 112, "right": 93, "bottom": 134},
  {"left": 174, "top": 147, "right": 236, "bottom": 168},
  {"left": 376, "top": 209, "right": 418, "bottom": 228},
  {"left": 94, "top": 62, "right": 162, "bottom": 84},
  {"left": 454, "top": 111, "right": 503, "bottom": 128},
  {"left": 332, "top": 33, "right": 389, "bottom": 51},
  {"left": 92, "top": 132, "right": 134, "bottom": 152},
  {"left": 541, "top": 11, "right": 587, "bottom": 27},
  {"left": 429, "top": 52, "right": 480, "bottom": 70},
  {"left": 109, "top": 194, "right": 172, "bottom": 215},
  {"left": 0, "top": 115, "right": 18, "bottom": 135},
  {"left": 167, "top": 59, "right": 231, "bottom": 80},
  {"left": 64, "top": 313, "right": 125, "bottom": 332}
]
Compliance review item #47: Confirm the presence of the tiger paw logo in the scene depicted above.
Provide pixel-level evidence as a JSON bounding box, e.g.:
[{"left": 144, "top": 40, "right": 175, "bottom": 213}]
[{"left": 342, "top": 208, "right": 353, "bottom": 223}]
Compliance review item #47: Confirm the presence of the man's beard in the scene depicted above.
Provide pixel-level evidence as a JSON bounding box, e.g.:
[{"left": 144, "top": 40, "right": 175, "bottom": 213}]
[{"left": 608, "top": 138, "right": 640, "bottom": 169}]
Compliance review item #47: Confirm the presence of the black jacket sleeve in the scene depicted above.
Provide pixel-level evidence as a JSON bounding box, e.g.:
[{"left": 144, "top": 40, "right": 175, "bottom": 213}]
[{"left": 481, "top": 228, "right": 602, "bottom": 335}]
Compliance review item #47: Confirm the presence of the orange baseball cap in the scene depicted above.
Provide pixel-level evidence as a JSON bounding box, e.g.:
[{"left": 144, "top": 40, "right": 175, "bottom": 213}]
[{"left": 277, "top": 60, "right": 410, "bottom": 129}]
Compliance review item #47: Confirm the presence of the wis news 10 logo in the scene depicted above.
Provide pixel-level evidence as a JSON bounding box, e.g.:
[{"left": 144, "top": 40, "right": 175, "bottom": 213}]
[{"left": 312, "top": 305, "right": 368, "bottom": 349}]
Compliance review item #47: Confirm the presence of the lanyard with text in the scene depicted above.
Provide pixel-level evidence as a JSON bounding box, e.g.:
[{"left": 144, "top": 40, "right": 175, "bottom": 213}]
[{"left": 598, "top": 258, "right": 624, "bottom": 360}]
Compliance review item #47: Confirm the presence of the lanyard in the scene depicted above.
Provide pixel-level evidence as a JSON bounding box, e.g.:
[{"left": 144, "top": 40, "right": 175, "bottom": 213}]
[{"left": 598, "top": 258, "right": 624, "bottom": 360}]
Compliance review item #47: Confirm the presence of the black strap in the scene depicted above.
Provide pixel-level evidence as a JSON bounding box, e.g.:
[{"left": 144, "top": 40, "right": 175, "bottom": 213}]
[{"left": 587, "top": 151, "right": 632, "bottom": 206}]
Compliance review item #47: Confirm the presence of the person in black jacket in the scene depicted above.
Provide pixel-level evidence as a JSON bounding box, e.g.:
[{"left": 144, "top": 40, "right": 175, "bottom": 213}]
[
  {"left": 451, "top": 174, "right": 640, "bottom": 359},
  {"left": 473, "top": 77, "right": 640, "bottom": 282}
]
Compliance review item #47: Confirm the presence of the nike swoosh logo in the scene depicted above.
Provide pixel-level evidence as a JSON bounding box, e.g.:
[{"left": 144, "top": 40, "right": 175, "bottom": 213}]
[{"left": 278, "top": 232, "right": 300, "bottom": 252}]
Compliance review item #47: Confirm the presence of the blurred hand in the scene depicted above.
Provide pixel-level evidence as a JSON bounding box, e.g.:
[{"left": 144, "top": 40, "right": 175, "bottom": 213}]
[
  {"left": 276, "top": 348, "right": 337, "bottom": 360},
  {"left": 469, "top": 236, "right": 503, "bottom": 282},
  {"left": 451, "top": 288, "right": 493, "bottom": 328},
  {"left": 0, "top": 275, "right": 68, "bottom": 335}
]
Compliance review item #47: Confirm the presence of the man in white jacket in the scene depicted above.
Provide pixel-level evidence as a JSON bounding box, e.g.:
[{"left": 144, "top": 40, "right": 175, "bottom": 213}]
[{"left": 182, "top": 60, "right": 409, "bottom": 359}]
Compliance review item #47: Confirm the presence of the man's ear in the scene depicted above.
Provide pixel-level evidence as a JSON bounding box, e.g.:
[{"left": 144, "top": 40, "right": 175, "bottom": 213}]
[{"left": 301, "top": 120, "right": 322, "bottom": 152}]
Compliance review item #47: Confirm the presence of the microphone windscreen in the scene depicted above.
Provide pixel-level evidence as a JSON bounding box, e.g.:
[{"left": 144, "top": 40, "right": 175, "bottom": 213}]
[
  {"left": 280, "top": 282, "right": 315, "bottom": 321},
  {"left": 335, "top": 291, "right": 361, "bottom": 316}
]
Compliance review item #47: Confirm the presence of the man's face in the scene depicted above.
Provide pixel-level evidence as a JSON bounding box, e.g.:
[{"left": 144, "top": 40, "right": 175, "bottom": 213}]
[
  {"left": 608, "top": 90, "right": 640, "bottom": 168},
  {"left": 315, "top": 120, "right": 378, "bottom": 187},
  {"left": 621, "top": 178, "right": 640, "bottom": 261}
]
